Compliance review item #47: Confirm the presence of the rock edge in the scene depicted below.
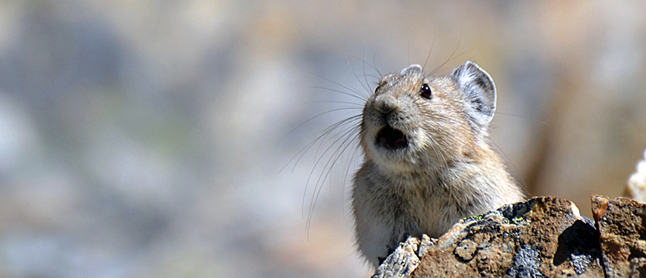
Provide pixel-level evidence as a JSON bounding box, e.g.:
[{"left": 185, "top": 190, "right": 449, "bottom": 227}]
[{"left": 373, "top": 195, "right": 646, "bottom": 278}]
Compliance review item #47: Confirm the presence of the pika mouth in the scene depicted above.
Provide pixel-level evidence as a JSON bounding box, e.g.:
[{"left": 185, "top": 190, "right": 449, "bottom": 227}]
[{"left": 375, "top": 125, "right": 409, "bottom": 150}]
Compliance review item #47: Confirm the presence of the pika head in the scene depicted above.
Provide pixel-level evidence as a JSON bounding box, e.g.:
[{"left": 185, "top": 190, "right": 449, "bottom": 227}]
[{"left": 360, "top": 61, "right": 497, "bottom": 172}]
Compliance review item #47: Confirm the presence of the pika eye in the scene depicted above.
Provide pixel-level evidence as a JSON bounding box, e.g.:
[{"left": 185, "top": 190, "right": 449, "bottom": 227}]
[
  {"left": 420, "top": 84, "right": 432, "bottom": 99},
  {"left": 374, "top": 85, "right": 381, "bottom": 94}
]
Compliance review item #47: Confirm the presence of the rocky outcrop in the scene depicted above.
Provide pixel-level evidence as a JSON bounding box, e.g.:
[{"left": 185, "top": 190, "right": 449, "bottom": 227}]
[{"left": 374, "top": 195, "right": 646, "bottom": 278}]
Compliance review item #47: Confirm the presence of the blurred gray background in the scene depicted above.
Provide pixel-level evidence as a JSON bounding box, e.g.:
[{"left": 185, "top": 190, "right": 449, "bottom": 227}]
[{"left": 0, "top": 0, "right": 645, "bottom": 277}]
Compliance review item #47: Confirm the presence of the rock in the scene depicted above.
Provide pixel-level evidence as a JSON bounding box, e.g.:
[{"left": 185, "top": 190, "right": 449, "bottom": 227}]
[
  {"left": 372, "top": 195, "right": 646, "bottom": 277},
  {"left": 373, "top": 196, "right": 608, "bottom": 277},
  {"left": 371, "top": 236, "right": 422, "bottom": 278},
  {"left": 371, "top": 235, "right": 437, "bottom": 278},
  {"left": 591, "top": 195, "right": 646, "bottom": 277}
]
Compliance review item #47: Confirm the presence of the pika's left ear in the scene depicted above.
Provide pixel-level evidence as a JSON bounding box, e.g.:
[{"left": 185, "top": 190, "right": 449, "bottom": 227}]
[{"left": 450, "top": 61, "right": 497, "bottom": 126}]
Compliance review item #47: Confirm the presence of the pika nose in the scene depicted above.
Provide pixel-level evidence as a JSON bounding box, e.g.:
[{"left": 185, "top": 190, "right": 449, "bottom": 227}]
[{"left": 374, "top": 95, "right": 399, "bottom": 114}]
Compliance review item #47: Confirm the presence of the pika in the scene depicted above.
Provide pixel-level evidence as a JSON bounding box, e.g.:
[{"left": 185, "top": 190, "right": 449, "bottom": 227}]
[{"left": 351, "top": 61, "right": 525, "bottom": 266}]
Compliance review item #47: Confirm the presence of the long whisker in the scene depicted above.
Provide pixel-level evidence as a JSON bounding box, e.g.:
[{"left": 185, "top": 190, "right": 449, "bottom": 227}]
[
  {"left": 278, "top": 109, "right": 362, "bottom": 169},
  {"left": 489, "top": 139, "right": 527, "bottom": 191},
  {"left": 295, "top": 114, "right": 361, "bottom": 215},
  {"left": 309, "top": 86, "right": 367, "bottom": 102},
  {"left": 429, "top": 33, "right": 463, "bottom": 75},
  {"left": 308, "top": 71, "right": 367, "bottom": 101},
  {"left": 280, "top": 114, "right": 361, "bottom": 222},
  {"left": 423, "top": 25, "right": 439, "bottom": 71},
  {"left": 495, "top": 112, "right": 549, "bottom": 126},
  {"left": 372, "top": 50, "right": 383, "bottom": 77},
  {"left": 341, "top": 140, "right": 363, "bottom": 220},
  {"left": 305, "top": 122, "right": 361, "bottom": 236}
]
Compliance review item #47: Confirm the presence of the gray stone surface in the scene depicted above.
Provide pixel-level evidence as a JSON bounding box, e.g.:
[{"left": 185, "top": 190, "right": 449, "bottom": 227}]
[{"left": 372, "top": 237, "right": 421, "bottom": 278}]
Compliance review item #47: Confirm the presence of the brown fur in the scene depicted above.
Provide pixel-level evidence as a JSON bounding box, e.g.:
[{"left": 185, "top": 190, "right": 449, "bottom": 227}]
[{"left": 352, "top": 62, "right": 525, "bottom": 266}]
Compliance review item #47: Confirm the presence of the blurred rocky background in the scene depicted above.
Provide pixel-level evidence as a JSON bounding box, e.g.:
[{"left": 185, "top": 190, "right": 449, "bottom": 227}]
[{"left": 0, "top": 1, "right": 644, "bottom": 277}]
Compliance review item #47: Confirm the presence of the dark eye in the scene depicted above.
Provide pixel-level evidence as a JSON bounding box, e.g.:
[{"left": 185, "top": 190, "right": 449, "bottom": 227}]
[
  {"left": 420, "top": 84, "right": 432, "bottom": 99},
  {"left": 374, "top": 85, "right": 381, "bottom": 94}
]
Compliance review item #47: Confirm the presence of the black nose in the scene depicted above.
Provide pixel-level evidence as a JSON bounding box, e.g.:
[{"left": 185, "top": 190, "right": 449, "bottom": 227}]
[{"left": 375, "top": 95, "right": 398, "bottom": 114}]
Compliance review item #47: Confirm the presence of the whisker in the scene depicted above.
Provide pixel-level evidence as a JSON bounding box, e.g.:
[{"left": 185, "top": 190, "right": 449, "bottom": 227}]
[
  {"left": 489, "top": 139, "right": 528, "bottom": 192},
  {"left": 495, "top": 112, "right": 549, "bottom": 126},
  {"left": 306, "top": 100, "right": 365, "bottom": 107},
  {"left": 429, "top": 34, "right": 463, "bottom": 75},
  {"left": 305, "top": 123, "right": 361, "bottom": 236},
  {"left": 311, "top": 115, "right": 361, "bottom": 159},
  {"left": 280, "top": 114, "right": 360, "bottom": 221},
  {"left": 308, "top": 71, "right": 367, "bottom": 101},
  {"left": 295, "top": 114, "right": 361, "bottom": 211},
  {"left": 372, "top": 50, "right": 383, "bottom": 77},
  {"left": 422, "top": 25, "right": 439, "bottom": 72},
  {"left": 353, "top": 70, "right": 372, "bottom": 96},
  {"left": 309, "top": 86, "right": 367, "bottom": 102},
  {"left": 277, "top": 109, "right": 362, "bottom": 166},
  {"left": 341, "top": 138, "right": 363, "bottom": 220},
  {"left": 346, "top": 55, "right": 382, "bottom": 79}
]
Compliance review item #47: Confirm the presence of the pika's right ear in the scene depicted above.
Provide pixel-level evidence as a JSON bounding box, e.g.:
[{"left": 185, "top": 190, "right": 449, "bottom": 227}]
[{"left": 450, "top": 61, "right": 497, "bottom": 126}]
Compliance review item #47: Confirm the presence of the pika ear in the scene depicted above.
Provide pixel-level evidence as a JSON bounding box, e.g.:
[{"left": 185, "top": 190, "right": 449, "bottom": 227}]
[
  {"left": 450, "top": 61, "right": 497, "bottom": 125},
  {"left": 400, "top": 64, "right": 423, "bottom": 75}
]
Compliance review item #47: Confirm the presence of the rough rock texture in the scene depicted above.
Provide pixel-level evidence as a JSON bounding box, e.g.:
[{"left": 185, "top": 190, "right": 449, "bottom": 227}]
[
  {"left": 592, "top": 195, "right": 646, "bottom": 277},
  {"left": 371, "top": 236, "right": 422, "bottom": 278},
  {"left": 374, "top": 196, "right": 613, "bottom": 277},
  {"left": 372, "top": 235, "right": 436, "bottom": 278}
]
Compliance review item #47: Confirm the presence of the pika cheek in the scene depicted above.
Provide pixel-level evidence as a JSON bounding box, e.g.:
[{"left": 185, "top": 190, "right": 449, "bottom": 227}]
[{"left": 408, "top": 129, "right": 426, "bottom": 149}]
